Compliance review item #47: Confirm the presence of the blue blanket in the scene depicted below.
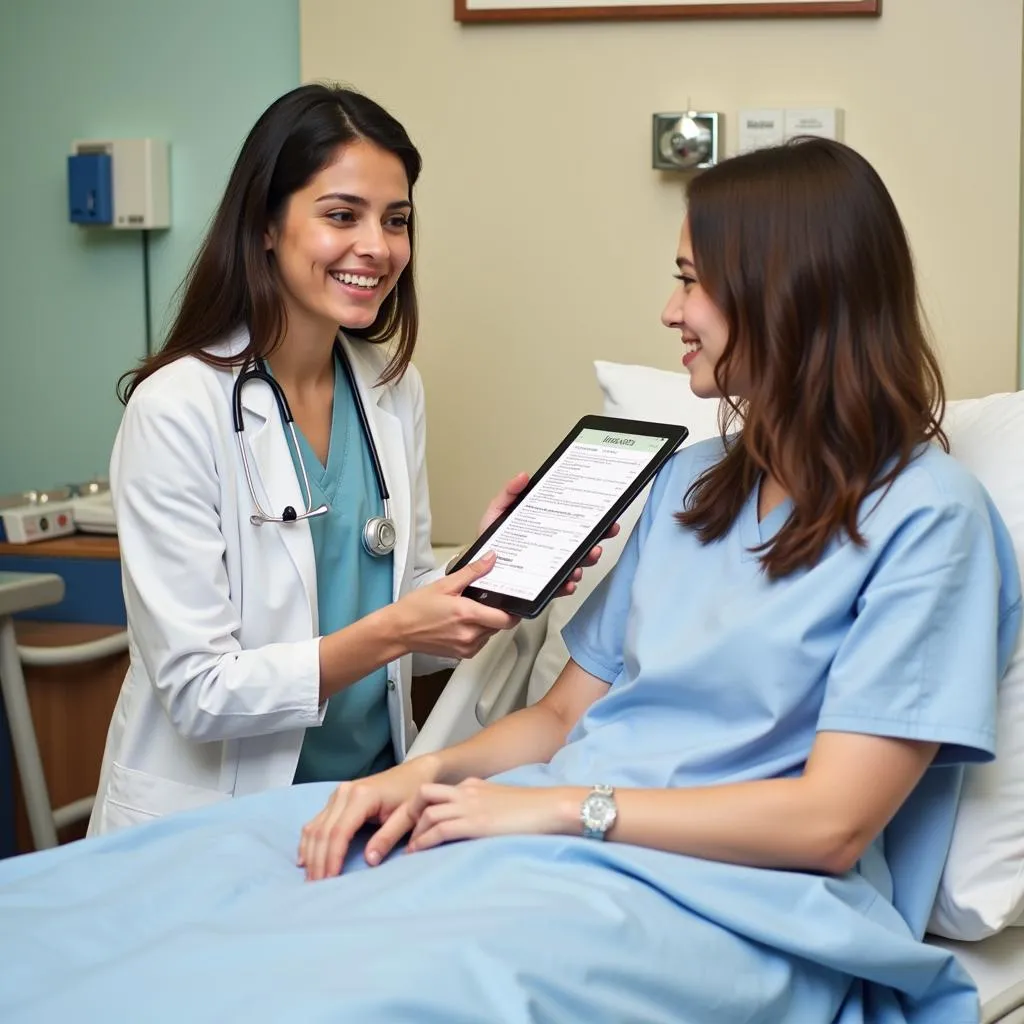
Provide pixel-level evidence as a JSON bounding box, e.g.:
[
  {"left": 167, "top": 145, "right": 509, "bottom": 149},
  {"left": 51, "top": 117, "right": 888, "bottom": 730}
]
[{"left": 0, "top": 783, "right": 978, "bottom": 1024}]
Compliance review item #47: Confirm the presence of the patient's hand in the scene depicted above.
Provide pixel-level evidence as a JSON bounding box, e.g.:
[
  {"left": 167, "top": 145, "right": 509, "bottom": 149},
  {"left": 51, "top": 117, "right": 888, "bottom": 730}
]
[
  {"left": 480, "top": 473, "right": 620, "bottom": 598},
  {"left": 404, "top": 779, "right": 571, "bottom": 852},
  {"left": 298, "top": 755, "right": 442, "bottom": 881}
]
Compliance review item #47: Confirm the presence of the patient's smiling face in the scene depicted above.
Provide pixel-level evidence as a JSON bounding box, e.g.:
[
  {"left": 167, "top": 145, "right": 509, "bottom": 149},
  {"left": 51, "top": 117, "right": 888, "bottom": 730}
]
[{"left": 661, "top": 219, "right": 738, "bottom": 400}]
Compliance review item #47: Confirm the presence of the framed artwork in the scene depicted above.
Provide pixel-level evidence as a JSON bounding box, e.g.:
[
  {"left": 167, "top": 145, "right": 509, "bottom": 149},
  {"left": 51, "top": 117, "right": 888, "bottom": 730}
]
[{"left": 454, "top": 0, "right": 880, "bottom": 22}]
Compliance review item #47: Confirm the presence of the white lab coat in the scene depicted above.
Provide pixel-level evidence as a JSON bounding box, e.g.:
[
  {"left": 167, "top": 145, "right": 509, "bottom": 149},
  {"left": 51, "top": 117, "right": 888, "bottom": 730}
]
[{"left": 88, "top": 330, "right": 450, "bottom": 836}]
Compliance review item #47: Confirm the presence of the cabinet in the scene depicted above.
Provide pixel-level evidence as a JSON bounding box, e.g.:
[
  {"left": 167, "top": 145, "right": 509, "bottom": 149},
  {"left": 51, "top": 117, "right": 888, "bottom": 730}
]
[{"left": 0, "top": 536, "right": 126, "bottom": 854}]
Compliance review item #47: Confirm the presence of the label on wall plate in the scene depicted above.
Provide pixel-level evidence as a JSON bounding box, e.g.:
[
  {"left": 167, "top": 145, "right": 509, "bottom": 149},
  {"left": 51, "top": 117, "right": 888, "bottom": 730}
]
[
  {"left": 737, "top": 109, "right": 785, "bottom": 154},
  {"left": 783, "top": 108, "right": 843, "bottom": 142}
]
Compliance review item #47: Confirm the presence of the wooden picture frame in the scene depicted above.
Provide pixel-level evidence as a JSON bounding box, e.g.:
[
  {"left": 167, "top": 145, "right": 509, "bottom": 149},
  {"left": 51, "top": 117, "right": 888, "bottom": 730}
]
[{"left": 454, "top": 1, "right": 880, "bottom": 22}]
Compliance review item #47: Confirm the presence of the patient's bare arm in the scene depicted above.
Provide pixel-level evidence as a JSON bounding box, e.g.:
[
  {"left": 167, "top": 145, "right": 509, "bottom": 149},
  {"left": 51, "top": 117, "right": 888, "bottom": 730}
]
[{"left": 404, "top": 730, "right": 940, "bottom": 877}]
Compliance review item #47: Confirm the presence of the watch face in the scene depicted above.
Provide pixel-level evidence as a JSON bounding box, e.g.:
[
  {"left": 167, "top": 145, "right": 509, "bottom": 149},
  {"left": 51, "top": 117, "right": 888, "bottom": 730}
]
[{"left": 582, "top": 793, "right": 616, "bottom": 832}]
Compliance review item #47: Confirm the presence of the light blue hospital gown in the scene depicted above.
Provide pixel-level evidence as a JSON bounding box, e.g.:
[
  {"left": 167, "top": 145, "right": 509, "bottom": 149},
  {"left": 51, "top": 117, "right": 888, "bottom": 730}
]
[{"left": 0, "top": 439, "right": 1019, "bottom": 1024}]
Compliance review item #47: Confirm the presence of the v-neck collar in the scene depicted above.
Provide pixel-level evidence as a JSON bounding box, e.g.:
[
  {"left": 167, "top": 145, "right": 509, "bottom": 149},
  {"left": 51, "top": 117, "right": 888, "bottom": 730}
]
[
  {"left": 290, "top": 352, "right": 351, "bottom": 504},
  {"left": 739, "top": 477, "right": 793, "bottom": 560}
]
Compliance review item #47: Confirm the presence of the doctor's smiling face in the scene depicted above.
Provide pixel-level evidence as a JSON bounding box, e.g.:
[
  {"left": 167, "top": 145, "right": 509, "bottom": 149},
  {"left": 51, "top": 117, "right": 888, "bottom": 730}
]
[
  {"left": 266, "top": 139, "right": 412, "bottom": 335},
  {"left": 118, "top": 85, "right": 424, "bottom": 400}
]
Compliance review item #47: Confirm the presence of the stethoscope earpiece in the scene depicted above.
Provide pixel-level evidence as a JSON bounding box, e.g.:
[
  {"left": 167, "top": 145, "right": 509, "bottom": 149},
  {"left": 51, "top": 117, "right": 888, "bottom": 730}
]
[{"left": 233, "top": 339, "right": 396, "bottom": 557}]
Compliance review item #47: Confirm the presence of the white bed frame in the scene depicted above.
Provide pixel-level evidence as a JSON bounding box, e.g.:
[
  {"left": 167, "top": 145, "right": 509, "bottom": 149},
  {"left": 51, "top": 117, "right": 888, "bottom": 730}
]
[{"left": 409, "top": 614, "right": 1024, "bottom": 1024}]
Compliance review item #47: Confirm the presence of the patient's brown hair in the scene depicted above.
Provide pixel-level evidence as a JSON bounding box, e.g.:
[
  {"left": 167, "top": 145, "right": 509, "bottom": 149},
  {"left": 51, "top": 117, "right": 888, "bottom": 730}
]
[{"left": 676, "top": 137, "right": 947, "bottom": 578}]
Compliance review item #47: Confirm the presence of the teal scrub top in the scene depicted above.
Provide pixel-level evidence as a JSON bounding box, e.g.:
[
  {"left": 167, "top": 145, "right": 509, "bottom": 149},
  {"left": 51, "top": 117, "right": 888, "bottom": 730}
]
[{"left": 286, "top": 352, "right": 395, "bottom": 784}]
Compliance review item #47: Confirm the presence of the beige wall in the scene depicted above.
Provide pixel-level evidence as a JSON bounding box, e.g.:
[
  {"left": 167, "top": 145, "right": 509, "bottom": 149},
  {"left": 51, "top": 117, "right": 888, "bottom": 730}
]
[{"left": 301, "top": 0, "right": 1022, "bottom": 544}]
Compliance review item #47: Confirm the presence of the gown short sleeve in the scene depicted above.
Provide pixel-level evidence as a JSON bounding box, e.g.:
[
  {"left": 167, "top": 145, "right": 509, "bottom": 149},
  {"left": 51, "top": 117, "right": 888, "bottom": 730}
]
[{"left": 817, "top": 496, "right": 1022, "bottom": 765}]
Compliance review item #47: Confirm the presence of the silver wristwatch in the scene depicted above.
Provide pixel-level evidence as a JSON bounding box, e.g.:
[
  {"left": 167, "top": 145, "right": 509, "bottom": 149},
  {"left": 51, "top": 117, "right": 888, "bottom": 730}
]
[{"left": 580, "top": 784, "right": 617, "bottom": 840}]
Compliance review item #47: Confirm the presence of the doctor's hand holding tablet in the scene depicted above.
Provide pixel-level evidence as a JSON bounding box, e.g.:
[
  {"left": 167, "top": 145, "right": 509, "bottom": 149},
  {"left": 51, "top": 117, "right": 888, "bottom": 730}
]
[
  {"left": 86, "top": 83, "right": 619, "bottom": 836},
  {"left": 393, "top": 415, "right": 680, "bottom": 653}
]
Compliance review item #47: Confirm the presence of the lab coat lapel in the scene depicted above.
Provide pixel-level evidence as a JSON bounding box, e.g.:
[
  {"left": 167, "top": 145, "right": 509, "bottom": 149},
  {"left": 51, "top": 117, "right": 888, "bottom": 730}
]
[
  {"left": 237, "top": 368, "right": 318, "bottom": 633},
  {"left": 339, "top": 336, "right": 411, "bottom": 598}
]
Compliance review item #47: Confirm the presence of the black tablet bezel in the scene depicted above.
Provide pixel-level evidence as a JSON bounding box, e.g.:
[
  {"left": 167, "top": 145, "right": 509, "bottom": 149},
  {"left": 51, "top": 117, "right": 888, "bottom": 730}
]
[{"left": 447, "top": 415, "right": 689, "bottom": 618}]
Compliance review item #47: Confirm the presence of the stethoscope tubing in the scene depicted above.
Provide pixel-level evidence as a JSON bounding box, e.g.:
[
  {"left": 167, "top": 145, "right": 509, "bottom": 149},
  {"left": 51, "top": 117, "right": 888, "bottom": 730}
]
[{"left": 232, "top": 338, "right": 395, "bottom": 553}]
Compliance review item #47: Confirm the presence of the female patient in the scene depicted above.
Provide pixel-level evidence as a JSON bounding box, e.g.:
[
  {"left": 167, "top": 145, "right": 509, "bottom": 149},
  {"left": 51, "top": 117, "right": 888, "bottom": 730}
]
[
  {"left": 0, "top": 137, "right": 1019, "bottom": 1024},
  {"left": 297, "top": 137, "right": 1021, "bottom": 1016}
]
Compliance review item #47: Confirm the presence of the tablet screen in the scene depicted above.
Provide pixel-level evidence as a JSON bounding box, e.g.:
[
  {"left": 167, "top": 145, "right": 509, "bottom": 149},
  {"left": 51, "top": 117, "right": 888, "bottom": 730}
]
[{"left": 474, "top": 427, "right": 669, "bottom": 601}]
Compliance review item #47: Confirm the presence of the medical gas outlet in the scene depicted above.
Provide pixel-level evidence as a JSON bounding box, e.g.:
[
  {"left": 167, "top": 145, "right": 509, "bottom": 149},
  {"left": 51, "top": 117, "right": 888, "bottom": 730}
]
[{"left": 652, "top": 112, "right": 720, "bottom": 171}]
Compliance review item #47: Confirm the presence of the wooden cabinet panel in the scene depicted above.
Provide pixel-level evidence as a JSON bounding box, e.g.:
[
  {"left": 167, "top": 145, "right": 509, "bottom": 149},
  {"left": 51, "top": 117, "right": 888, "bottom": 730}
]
[{"left": 0, "top": 537, "right": 120, "bottom": 560}]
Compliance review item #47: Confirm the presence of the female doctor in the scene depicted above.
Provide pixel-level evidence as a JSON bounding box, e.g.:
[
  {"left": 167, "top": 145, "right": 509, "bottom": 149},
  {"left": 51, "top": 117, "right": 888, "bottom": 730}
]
[{"left": 88, "top": 83, "right": 602, "bottom": 836}]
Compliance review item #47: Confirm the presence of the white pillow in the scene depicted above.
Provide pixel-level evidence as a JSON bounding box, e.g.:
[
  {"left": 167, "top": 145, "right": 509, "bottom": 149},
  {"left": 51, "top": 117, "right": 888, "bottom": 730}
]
[
  {"left": 528, "top": 362, "right": 1024, "bottom": 941},
  {"left": 526, "top": 361, "right": 723, "bottom": 705},
  {"left": 928, "top": 393, "right": 1024, "bottom": 938}
]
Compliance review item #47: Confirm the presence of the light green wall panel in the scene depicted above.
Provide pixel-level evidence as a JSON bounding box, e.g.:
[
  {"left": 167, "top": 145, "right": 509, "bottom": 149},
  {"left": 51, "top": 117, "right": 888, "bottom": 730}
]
[{"left": 0, "top": 0, "right": 299, "bottom": 493}]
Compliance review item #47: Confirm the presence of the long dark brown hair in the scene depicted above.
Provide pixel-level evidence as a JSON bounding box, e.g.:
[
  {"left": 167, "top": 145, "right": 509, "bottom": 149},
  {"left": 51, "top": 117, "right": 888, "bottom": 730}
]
[
  {"left": 118, "top": 83, "right": 422, "bottom": 404},
  {"left": 677, "top": 137, "right": 947, "bottom": 578}
]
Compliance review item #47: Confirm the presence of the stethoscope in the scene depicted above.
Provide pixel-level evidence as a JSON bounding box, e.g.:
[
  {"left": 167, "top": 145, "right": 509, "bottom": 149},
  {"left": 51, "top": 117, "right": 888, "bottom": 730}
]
[{"left": 232, "top": 339, "right": 397, "bottom": 557}]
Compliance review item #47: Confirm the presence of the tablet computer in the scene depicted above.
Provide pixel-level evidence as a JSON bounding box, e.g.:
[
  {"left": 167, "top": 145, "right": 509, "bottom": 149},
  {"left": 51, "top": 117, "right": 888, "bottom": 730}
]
[{"left": 447, "top": 415, "right": 689, "bottom": 618}]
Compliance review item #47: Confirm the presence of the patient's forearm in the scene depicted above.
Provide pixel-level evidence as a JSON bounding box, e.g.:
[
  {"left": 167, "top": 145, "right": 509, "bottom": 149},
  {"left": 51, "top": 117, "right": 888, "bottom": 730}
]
[
  {"left": 548, "top": 733, "right": 937, "bottom": 875},
  {"left": 553, "top": 779, "right": 860, "bottom": 874},
  {"left": 428, "top": 703, "right": 570, "bottom": 785}
]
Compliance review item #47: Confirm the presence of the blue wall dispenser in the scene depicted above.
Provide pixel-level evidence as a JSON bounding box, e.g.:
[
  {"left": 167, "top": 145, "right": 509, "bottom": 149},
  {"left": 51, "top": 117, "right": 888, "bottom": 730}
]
[{"left": 67, "top": 152, "right": 113, "bottom": 225}]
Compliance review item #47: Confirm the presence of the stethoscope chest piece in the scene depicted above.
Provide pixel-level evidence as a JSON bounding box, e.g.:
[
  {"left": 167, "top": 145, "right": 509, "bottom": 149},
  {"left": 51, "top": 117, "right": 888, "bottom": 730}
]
[{"left": 363, "top": 515, "right": 397, "bottom": 557}]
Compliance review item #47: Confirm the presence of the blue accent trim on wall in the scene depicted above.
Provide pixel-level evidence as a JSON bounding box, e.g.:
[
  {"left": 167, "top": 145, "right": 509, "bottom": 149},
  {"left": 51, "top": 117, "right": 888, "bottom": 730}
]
[{"left": 0, "top": 557, "right": 125, "bottom": 626}]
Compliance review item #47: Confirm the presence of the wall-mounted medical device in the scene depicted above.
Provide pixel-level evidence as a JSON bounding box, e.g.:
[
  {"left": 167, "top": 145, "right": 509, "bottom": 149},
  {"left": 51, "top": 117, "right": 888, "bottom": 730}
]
[
  {"left": 652, "top": 112, "right": 720, "bottom": 172},
  {"left": 67, "top": 138, "right": 170, "bottom": 229}
]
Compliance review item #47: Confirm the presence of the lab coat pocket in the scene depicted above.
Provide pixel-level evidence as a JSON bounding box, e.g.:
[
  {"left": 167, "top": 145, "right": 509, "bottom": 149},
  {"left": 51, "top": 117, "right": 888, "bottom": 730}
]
[{"left": 101, "top": 760, "right": 230, "bottom": 832}]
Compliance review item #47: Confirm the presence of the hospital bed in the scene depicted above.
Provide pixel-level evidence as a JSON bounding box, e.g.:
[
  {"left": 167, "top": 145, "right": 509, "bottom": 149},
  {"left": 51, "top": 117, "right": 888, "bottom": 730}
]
[
  {"left": 410, "top": 361, "right": 1024, "bottom": 1024},
  {"left": 1, "top": 366, "right": 1020, "bottom": 1023}
]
